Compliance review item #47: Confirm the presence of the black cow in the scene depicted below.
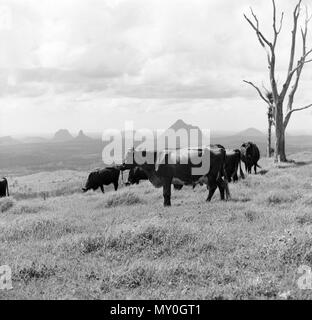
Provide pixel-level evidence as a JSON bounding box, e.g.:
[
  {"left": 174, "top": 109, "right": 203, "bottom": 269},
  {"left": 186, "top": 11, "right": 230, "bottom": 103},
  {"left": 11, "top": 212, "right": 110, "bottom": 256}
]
[
  {"left": 126, "top": 167, "right": 148, "bottom": 185},
  {"left": 121, "top": 147, "right": 230, "bottom": 206},
  {"left": 0, "top": 178, "right": 9, "bottom": 197},
  {"left": 126, "top": 166, "right": 183, "bottom": 191},
  {"left": 240, "top": 142, "right": 261, "bottom": 174},
  {"left": 82, "top": 167, "right": 120, "bottom": 193},
  {"left": 210, "top": 145, "right": 244, "bottom": 182}
]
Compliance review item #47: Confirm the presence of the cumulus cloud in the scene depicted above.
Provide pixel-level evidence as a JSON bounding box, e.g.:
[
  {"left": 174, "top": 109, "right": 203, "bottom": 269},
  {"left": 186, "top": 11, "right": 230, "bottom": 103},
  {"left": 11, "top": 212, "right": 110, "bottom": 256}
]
[{"left": 0, "top": 0, "right": 311, "bottom": 134}]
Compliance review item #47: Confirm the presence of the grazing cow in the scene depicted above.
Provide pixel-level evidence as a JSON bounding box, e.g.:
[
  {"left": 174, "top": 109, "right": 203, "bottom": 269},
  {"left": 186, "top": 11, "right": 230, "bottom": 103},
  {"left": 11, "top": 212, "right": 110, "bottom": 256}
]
[
  {"left": 210, "top": 145, "right": 245, "bottom": 182},
  {"left": 82, "top": 167, "right": 120, "bottom": 193},
  {"left": 0, "top": 178, "right": 9, "bottom": 197},
  {"left": 126, "top": 166, "right": 183, "bottom": 191},
  {"left": 126, "top": 167, "right": 148, "bottom": 185},
  {"left": 121, "top": 147, "right": 230, "bottom": 206},
  {"left": 240, "top": 142, "right": 261, "bottom": 174}
]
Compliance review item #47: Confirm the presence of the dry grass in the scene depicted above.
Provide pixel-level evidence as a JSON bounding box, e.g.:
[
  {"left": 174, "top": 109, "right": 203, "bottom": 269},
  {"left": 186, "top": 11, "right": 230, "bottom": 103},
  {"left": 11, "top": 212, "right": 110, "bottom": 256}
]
[
  {"left": 1, "top": 152, "right": 312, "bottom": 300},
  {"left": 0, "top": 197, "right": 16, "bottom": 213}
]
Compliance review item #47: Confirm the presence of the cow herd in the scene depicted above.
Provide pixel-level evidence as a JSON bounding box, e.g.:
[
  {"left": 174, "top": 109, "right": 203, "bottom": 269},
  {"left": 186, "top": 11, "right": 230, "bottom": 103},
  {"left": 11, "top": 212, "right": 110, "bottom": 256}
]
[
  {"left": 81, "top": 141, "right": 260, "bottom": 207},
  {"left": 0, "top": 142, "right": 260, "bottom": 207}
]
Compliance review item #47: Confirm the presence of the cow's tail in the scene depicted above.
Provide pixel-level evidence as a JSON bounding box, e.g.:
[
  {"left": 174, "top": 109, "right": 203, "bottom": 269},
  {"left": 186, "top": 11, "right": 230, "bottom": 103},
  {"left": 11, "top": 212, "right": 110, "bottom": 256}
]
[
  {"left": 256, "top": 163, "right": 262, "bottom": 169},
  {"left": 236, "top": 150, "right": 245, "bottom": 180},
  {"left": 239, "top": 162, "right": 245, "bottom": 179},
  {"left": 121, "top": 169, "right": 124, "bottom": 185},
  {"left": 220, "top": 150, "right": 231, "bottom": 200}
]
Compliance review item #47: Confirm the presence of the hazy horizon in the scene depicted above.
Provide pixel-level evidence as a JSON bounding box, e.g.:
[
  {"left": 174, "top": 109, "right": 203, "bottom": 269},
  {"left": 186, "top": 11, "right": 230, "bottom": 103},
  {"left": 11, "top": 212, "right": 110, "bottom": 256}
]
[{"left": 4, "top": 126, "right": 312, "bottom": 141}]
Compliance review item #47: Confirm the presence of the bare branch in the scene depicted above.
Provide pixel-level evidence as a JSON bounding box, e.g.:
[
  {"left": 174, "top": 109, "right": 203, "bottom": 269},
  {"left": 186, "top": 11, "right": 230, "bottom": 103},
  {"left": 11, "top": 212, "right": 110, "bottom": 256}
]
[
  {"left": 272, "top": 0, "right": 284, "bottom": 42},
  {"left": 288, "top": 56, "right": 312, "bottom": 78},
  {"left": 243, "top": 80, "right": 271, "bottom": 105},
  {"left": 286, "top": 7, "right": 312, "bottom": 112},
  {"left": 277, "top": 12, "right": 284, "bottom": 35},
  {"left": 244, "top": 9, "right": 272, "bottom": 49},
  {"left": 284, "top": 103, "right": 312, "bottom": 129},
  {"left": 292, "top": 103, "right": 312, "bottom": 112},
  {"left": 280, "top": 0, "right": 304, "bottom": 101}
]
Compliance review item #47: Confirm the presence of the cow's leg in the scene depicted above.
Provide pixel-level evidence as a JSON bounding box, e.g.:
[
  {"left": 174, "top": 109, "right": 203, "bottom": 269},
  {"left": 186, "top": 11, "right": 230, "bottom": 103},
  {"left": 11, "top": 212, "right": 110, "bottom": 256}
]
[
  {"left": 254, "top": 164, "right": 257, "bottom": 174},
  {"left": 233, "top": 172, "right": 238, "bottom": 182},
  {"left": 206, "top": 176, "right": 217, "bottom": 202},
  {"left": 233, "top": 163, "right": 239, "bottom": 182},
  {"left": 216, "top": 177, "right": 225, "bottom": 200},
  {"left": 163, "top": 180, "right": 172, "bottom": 207},
  {"left": 248, "top": 164, "right": 251, "bottom": 174},
  {"left": 206, "top": 185, "right": 217, "bottom": 201},
  {"left": 223, "top": 178, "right": 231, "bottom": 200},
  {"left": 100, "top": 185, "right": 105, "bottom": 193},
  {"left": 114, "top": 181, "right": 118, "bottom": 191}
]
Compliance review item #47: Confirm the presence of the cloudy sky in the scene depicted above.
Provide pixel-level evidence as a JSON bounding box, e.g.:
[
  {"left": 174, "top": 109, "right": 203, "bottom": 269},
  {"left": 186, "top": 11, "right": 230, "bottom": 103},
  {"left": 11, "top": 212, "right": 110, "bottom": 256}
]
[{"left": 0, "top": 0, "right": 311, "bottom": 136}]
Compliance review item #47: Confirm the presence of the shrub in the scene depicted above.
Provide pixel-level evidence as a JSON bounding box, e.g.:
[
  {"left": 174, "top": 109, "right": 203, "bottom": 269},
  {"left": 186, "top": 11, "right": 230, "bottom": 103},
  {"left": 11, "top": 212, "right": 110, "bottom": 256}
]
[
  {"left": 244, "top": 210, "right": 258, "bottom": 222},
  {"left": 281, "top": 237, "right": 312, "bottom": 266},
  {"left": 78, "top": 224, "right": 198, "bottom": 257},
  {"left": 0, "top": 197, "right": 16, "bottom": 213},
  {"left": 263, "top": 190, "right": 300, "bottom": 205},
  {"left": 113, "top": 264, "right": 159, "bottom": 289},
  {"left": 10, "top": 203, "right": 46, "bottom": 215},
  {"left": 80, "top": 236, "right": 106, "bottom": 254},
  {"left": 1, "top": 219, "right": 79, "bottom": 242},
  {"left": 103, "top": 190, "right": 145, "bottom": 208},
  {"left": 296, "top": 213, "right": 312, "bottom": 226},
  {"left": 16, "top": 262, "right": 59, "bottom": 283}
]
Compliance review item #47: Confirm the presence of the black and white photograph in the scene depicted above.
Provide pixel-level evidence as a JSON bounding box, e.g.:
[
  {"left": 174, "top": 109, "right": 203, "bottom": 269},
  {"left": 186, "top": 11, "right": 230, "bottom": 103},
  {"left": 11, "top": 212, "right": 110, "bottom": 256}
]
[{"left": 1, "top": 0, "right": 312, "bottom": 303}]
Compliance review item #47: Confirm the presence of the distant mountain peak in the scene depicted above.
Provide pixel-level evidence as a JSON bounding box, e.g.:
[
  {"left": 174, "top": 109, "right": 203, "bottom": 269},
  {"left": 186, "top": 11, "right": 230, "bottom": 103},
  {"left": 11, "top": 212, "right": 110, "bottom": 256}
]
[
  {"left": 53, "top": 129, "right": 73, "bottom": 141},
  {"left": 0, "top": 135, "right": 19, "bottom": 145},
  {"left": 75, "top": 130, "right": 92, "bottom": 141},
  {"left": 164, "top": 119, "right": 204, "bottom": 148},
  {"left": 236, "top": 128, "right": 265, "bottom": 137},
  {"left": 169, "top": 119, "right": 201, "bottom": 132}
]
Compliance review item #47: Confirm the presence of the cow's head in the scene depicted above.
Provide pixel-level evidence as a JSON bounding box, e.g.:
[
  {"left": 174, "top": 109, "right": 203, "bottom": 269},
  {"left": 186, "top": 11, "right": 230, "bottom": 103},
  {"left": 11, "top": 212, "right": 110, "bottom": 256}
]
[
  {"left": 82, "top": 171, "right": 99, "bottom": 192},
  {"left": 245, "top": 143, "right": 254, "bottom": 158},
  {"left": 241, "top": 143, "right": 253, "bottom": 165}
]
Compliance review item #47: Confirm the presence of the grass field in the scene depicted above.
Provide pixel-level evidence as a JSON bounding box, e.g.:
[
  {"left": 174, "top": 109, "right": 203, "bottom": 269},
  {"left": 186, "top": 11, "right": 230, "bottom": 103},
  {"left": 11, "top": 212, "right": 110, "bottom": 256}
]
[{"left": 1, "top": 152, "right": 312, "bottom": 299}]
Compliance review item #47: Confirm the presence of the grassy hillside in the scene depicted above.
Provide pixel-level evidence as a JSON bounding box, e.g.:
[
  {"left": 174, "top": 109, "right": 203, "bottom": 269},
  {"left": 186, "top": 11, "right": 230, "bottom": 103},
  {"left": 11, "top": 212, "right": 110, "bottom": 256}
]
[{"left": 1, "top": 152, "right": 312, "bottom": 299}]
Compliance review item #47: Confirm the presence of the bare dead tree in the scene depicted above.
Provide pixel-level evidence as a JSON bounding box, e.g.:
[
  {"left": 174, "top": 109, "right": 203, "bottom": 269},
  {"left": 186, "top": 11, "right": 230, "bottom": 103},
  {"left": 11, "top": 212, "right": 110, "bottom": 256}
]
[
  {"left": 265, "top": 91, "right": 275, "bottom": 157},
  {"left": 243, "top": 0, "right": 312, "bottom": 162}
]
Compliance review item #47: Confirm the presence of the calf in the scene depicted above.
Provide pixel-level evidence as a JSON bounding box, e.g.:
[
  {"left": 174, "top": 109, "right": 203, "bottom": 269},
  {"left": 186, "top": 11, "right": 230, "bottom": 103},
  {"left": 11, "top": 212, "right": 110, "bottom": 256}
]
[{"left": 82, "top": 167, "right": 120, "bottom": 193}]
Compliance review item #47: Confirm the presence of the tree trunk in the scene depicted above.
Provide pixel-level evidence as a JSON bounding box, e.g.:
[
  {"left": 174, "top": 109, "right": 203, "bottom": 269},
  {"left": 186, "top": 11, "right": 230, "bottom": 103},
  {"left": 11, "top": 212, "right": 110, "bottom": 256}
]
[
  {"left": 267, "top": 118, "right": 272, "bottom": 157},
  {"left": 274, "top": 102, "right": 287, "bottom": 162}
]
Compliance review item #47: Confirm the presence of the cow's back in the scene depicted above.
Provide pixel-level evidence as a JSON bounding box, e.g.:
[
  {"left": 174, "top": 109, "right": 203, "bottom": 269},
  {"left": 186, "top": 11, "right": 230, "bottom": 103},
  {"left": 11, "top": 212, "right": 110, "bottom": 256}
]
[
  {"left": 99, "top": 168, "right": 120, "bottom": 183},
  {"left": 156, "top": 147, "right": 224, "bottom": 183}
]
